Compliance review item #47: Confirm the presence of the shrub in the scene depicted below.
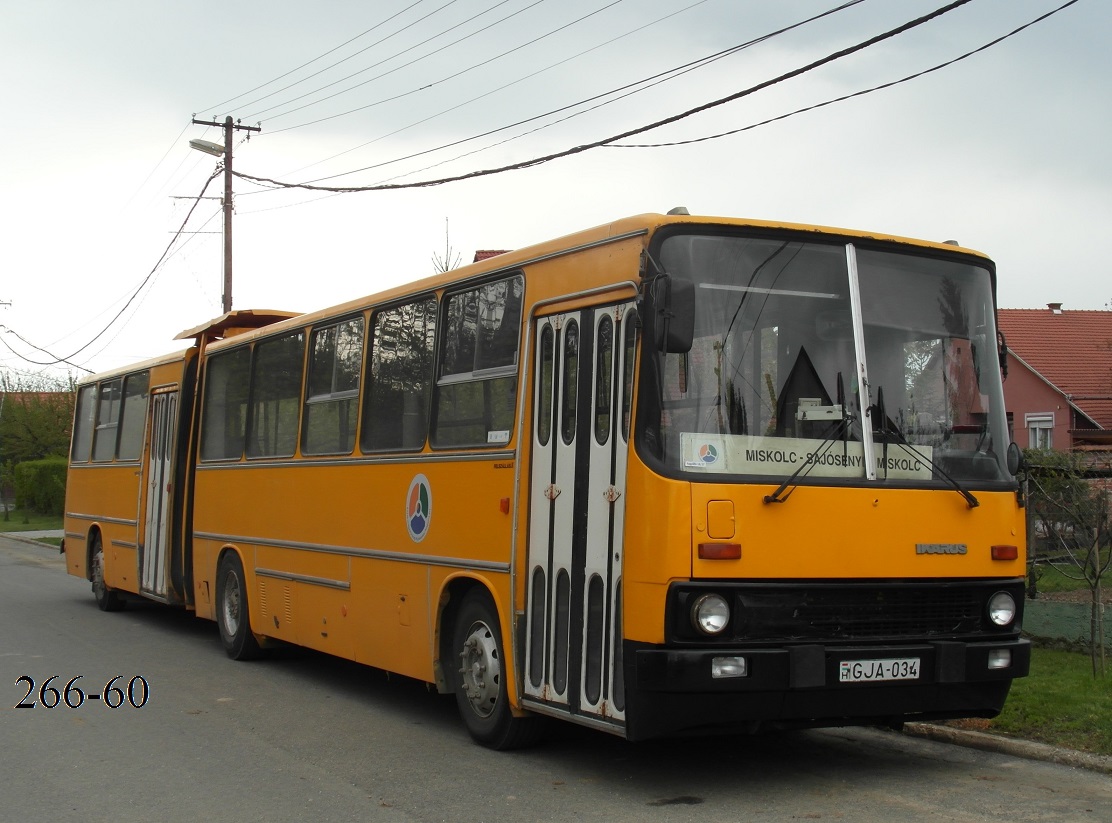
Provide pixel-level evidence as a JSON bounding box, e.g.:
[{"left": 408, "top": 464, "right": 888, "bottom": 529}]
[{"left": 13, "top": 457, "right": 68, "bottom": 516}]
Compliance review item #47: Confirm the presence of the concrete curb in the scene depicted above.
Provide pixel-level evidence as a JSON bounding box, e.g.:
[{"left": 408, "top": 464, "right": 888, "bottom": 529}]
[
  {"left": 1, "top": 531, "right": 63, "bottom": 548},
  {"left": 904, "top": 723, "right": 1112, "bottom": 775}
]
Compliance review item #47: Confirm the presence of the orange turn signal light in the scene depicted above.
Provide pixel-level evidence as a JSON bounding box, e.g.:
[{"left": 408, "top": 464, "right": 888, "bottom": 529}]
[
  {"left": 991, "top": 544, "right": 1019, "bottom": 561},
  {"left": 699, "top": 542, "right": 741, "bottom": 560}
]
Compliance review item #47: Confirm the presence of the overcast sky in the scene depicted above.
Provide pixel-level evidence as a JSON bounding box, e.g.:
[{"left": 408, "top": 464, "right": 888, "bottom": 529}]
[{"left": 1, "top": 0, "right": 1107, "bottom": 381}]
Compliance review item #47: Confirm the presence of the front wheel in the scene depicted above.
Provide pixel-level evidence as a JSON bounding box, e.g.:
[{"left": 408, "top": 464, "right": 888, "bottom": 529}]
[
  {"left": 215, "top": 551, "right": 263, "bottom": 660},
  {"left": 90, "top": 534, "right": 125, "bottom": 612},
  {"left": 450, "top": 590, "right": 542, "bottom": 749}
]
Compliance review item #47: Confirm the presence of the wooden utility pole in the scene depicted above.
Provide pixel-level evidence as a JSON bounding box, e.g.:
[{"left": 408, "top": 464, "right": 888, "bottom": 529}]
[{"left": 190, "top": 116, "right": 261, "bottom": 314}]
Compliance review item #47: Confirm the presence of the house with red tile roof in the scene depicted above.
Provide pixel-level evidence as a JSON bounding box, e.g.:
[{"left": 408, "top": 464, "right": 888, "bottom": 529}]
[
  {"left": 472, "top": 250, "right": 510, "bottom": 263},
  {"left": 997, "top": 304, "right": 1112, "bottom": 455}
]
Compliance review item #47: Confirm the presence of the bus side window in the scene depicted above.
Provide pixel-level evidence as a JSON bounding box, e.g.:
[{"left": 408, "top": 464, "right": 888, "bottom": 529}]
[
  {"left": 91, "top": 378, "right": 123, "bottom": 462},
  {"left": 116, "top": 371, "right": 150, "bottom": 461},
  {"left": 621, "top": 311, "right": 637, "bottom": 442},
  {"left": 247, "top": 332, "right": 305, "bottom": 459},
  {"left": 303, "top": 317, "right": 363, "bottom": 456},
  {"left": 201, "top": 348, "right": 252, "bottom": 461},
  {"left": 561, "top": 320, "right": 579, "bottom": 445},
  {"left": 537, "top": 325, "right": 555, "bottom": 446},
  {"left": 363, "top": 297, "right": 436, "bottom": 452},
  {"left": 433, "top": 274, "right": 523, "bottom": 449},
  {"left": 71, "top": 384, "right": 96, "bottom": 463},
  {"left": 594, "top": 314, "right": 614, "bottom": 445}
]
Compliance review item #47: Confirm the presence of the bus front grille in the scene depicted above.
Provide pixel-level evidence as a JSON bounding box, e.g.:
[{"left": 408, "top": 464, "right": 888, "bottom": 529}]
[{"left": 719, "top": 582, "right": 1021, "bottom": 642}]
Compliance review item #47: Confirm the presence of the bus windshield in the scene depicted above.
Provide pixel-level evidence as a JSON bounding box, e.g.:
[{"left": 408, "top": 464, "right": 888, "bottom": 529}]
[{"left": 648, "top": 231, "right": 1011, "bottom": 486}]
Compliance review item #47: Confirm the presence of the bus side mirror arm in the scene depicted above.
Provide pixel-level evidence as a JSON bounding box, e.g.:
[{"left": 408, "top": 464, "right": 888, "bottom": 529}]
[{"left": 651, "top": 275, "right": 695, "bottom": 354}]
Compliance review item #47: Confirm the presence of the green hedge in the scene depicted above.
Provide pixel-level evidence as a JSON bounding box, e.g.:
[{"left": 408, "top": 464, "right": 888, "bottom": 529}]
[{"left": 13, "top": 457, "right": 68, "bottom": 516}]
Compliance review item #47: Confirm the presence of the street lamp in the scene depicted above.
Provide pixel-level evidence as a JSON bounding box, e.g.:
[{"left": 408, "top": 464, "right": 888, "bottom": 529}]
[
  {"left": 188, "top": 138, "right": 225, "bottom": 157},
  {"left": 189, "top": 116, "right": 260, "bottom": 315}
]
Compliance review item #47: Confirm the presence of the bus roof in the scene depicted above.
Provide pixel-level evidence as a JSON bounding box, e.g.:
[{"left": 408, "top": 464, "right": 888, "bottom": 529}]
[
  {"left": 83, "top": 212, "right": 993, "bottom": 375},
  {"left": 175, "top": 309, "right": 302, "bottom": 343},
  {"left": 75, "top": 346, "right": 194, "bottom": 387}
]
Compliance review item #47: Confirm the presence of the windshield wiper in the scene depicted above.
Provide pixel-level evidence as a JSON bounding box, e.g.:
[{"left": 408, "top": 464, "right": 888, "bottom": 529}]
[
  {"left": 766, "top": 382, "right": 981, "bottom": 509},
  {"left": 873, "top": 386, "right": 979, "bottom": 509},
  {"left": 764, "top": 374, "right": 850, "bottom": 504}
]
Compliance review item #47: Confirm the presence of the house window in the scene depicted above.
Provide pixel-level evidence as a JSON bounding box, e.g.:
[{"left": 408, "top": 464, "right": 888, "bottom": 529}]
[{"left": 1026, "top": 412, "right": 1054, "bottom": 449}]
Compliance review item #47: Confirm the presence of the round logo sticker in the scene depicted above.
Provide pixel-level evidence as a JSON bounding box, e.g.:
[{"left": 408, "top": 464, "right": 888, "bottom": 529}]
[
  {"left": 406, "top": 474, "right": 432, "bottom": 543},
  {"left": 698, "top": 443, "right": 719, "bottom": 464}
]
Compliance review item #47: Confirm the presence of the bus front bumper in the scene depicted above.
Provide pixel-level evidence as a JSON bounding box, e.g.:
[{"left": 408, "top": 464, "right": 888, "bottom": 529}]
[{"left": 624, "top": 637, "right": 1030, "bottom": 740}]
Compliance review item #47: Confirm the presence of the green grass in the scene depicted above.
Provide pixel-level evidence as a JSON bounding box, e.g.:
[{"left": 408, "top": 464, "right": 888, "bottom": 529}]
[
  {"left": 989, "top": 647, "right": 1112, "bottom": 756},
  {"left": 0, "top": 512, "right": 63, "bottom": 533},
  {"left": 1032, "top": 563, "right": 1107, "bottom": 593}
]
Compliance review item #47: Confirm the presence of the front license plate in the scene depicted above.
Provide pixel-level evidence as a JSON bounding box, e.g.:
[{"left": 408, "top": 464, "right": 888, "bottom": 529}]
[{"left": 839, "top": 657, "right": 920, "bottom": 683}]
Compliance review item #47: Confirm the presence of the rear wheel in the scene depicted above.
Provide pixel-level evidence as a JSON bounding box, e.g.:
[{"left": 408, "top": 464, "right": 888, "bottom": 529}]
[
  {"left": 216, "top": 551, "right": 263, "bottom": 660},
  {"left": 90, "top": 534, "right": 125, "bottom": 612},
  {"left": 451, "top": 590, "right": 542, "bottom": 749}
]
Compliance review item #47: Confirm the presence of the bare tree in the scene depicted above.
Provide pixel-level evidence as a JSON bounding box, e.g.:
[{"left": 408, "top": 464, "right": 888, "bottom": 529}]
[
  {"left": 432, "top": 217, "right": 461, "bottom": 273},
  {"left": 1026, "top": 448, "right": 1111, "bottom": 676}
]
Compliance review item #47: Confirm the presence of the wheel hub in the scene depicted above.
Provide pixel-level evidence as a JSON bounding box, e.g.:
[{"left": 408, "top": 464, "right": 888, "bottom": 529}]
[
  {"left": 92, "top": 549, "right": 105, "bottom": 595},
  {"left": 459, "top": 622, "right": 500, "bottom": 718},
  {"left": 222, "top": 572, "right": 242, "bottom": 634}
]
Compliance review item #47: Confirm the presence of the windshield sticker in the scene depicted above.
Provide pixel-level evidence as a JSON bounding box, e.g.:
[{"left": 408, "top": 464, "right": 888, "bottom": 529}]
[
  {"left": 681, "top": 434, "right": 932, "bottom": 480},
  {"left": 695, "top": 443, "right": 719, "bottom": 465}
]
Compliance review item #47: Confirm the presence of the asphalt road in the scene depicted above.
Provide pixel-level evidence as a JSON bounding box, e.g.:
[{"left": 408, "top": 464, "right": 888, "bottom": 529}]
[{"left": 2, "top": 534, "right": 1110, "bottom": 823}]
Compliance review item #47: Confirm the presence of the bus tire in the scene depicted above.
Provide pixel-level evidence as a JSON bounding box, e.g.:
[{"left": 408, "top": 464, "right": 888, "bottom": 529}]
[
  {"left": 450, "top": 590, "right": 542, "bottom": 750},
  {"left": 90, "top": 533, "right": 126, "bottom": 612},
  {"left": 216, "top": 551, "right": 263, "bottom": 661}
]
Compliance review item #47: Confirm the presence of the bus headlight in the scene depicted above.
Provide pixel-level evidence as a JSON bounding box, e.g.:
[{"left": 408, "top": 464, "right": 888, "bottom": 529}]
[
  {"left": 691, "top": 593, "right": 730, "bottom": 636},
  {"left": 987, "top": 592, "right": 1016, "bottom": 627}
]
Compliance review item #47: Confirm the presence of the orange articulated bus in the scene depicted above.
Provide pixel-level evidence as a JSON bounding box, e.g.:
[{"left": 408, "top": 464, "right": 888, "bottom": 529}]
[{"left": 64, "top": 211, "right": 1030, "bottom": 748}]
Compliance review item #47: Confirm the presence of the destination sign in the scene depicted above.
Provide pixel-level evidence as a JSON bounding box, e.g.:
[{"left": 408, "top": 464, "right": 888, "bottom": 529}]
[{"left": 680, "top": 433, "right": 933, "bottom": 480}]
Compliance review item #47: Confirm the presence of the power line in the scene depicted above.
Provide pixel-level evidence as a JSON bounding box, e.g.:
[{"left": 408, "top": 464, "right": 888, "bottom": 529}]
[
  {"left": 141, "top": 130, "right": 220, "bottom": 214},
  {"left": 118, "top": 120, "right": 192, "bottom": 214},
  {"left": 236, "top": 0, "right": 850, "bottom": 196},
  {"left": 610, "top": 0, "right": 1083, "bottom": 149},
  {"left": 32, "top": 203, "right": 217, "bottom": 361},
  {"left": 199, "top": 0, "right": 434, "bottom": 114},
  {"left": 0, "top": 360, "right": 76, "bottom": 386},
  {"left": 243, "top": 0, "right": 716, "bottom": 188},
  {"left": 74, "top": 207, "right": 225, "bottom": 368},
  {"left": 257, "top": 0, "right": 608, "bottom": 132},
  {"left": 358, "top": 0, "right": 864, "bottom": 187},
  {"left": 234, "top": 0, "right": 974, "bottom": 194},
  {"left": 246, "top": 0, "right": 528, "bottom": 124},
  {"left": 255, "top": 0, "right": 862, "bottom": 189},
  {"left": 69, "top": 202, "right": 225, "bottom": 367},
  {"left": 0, "top": 170, "right": 221, "bottom": 371},
  {"left": 0, "top": 327, "right": 93, "bottom": 373}
]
